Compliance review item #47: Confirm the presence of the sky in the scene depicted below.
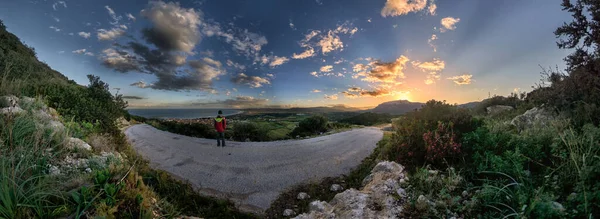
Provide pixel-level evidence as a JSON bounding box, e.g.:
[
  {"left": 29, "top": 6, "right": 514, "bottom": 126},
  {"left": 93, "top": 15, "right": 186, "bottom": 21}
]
[{"left": 0, "top": 0, "right": 574, "bottom": 109}]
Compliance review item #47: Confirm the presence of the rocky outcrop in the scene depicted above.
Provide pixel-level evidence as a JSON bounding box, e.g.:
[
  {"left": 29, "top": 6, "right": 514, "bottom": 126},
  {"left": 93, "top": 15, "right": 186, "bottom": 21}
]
[
  {"left": 511, "top": 107, "right": 555, "bottom": 131},
  {"left": 294, "top": 161, "right": 407, "bottom": 219},
  {"left": 66, "top": 137, "right": 92, "bottom": 151},
  {"left": 486, "top": 105, "right": 514, "bottom": 115}
]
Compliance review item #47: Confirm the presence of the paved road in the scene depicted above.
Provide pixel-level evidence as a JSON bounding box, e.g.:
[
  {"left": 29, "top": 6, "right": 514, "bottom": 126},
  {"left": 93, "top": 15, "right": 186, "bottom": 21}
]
[{"left": 125, "top": 124, "right": 383, "bottom": 214}]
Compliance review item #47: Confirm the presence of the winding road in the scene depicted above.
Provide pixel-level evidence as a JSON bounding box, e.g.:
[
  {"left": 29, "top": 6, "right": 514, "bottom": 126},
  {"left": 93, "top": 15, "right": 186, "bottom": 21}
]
[{"left": 125, "top": 124, "right": 383, "bottom": 214}]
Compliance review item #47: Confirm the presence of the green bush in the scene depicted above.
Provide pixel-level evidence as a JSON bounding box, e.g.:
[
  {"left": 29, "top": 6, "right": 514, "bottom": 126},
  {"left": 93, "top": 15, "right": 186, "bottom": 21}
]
[
  {"left": 289, "top": 115, "right": 329, "bottom": 137},
  {"left": 339, "top": 112, "right": 393, "bottom": 126},
  {"left": 387, "top": 100, "right": 482, "bottom": 169},
  {"left": 232, "top": 122, "right": 267, "bottom": 141}
]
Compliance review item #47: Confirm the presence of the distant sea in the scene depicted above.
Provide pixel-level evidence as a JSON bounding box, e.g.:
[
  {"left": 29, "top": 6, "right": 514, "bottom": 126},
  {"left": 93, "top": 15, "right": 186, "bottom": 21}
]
[{"left": 127, "top": 108, "right": 242, "bottom": 119}]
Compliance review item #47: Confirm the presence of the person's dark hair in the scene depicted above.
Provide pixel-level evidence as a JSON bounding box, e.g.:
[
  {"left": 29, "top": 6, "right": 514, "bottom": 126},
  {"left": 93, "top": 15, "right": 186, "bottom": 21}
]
[{"left": 218, "top": 110, "right": 223, "bottom": 115}]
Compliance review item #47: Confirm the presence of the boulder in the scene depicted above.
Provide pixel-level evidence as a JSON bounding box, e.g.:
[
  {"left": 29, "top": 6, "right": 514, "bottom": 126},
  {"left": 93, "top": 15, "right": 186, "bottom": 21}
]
[
  {"left": 66, "top": 137, "right": 92, "bottom": 151},
  {"left": 297, "top": 192, "right": 310, "bottom": 200},
  {"left": 283, "top": 209, "right": 296, "bottom": 217},
  {"left": 0, "top": 95, "right": 19, "bottom": 107},
  {"left": 486, "top": 105, "right": 514, "bottom": 115},
  {"left": 511, "top": 107, "right": 555, "bottom": 131},
  {"left": 1, "top": 106, "right": 24, "bottom": 115},
  {"left": 294, "top": 161, "right": 407, "bottom": 219},
  {"left": 330, "top": 184, "right": 343, "bottom": 192}
]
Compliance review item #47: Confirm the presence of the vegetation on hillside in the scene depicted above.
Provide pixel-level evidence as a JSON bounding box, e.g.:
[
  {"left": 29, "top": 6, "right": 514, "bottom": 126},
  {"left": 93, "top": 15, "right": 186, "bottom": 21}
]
[
  {"left": 339, "top": 112, "right": 394, "bottom": 126},
  {"left": 0, "top": 20, "right": 255, "bottom": 218}
]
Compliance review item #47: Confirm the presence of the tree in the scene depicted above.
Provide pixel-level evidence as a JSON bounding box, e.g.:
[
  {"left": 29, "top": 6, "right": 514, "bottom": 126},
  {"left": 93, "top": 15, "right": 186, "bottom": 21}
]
[{"left": 554, "top": 0, "right": 600, "bottom": 71}]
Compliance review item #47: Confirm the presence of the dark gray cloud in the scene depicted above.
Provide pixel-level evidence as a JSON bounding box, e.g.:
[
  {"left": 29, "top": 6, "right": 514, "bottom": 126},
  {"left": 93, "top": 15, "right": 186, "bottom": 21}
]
[
  {"left": 230, "top": 73, "right": 271, "bottom": 88},
  {"left": 122, "top": 95, "right": 145, "bottom": 99}
]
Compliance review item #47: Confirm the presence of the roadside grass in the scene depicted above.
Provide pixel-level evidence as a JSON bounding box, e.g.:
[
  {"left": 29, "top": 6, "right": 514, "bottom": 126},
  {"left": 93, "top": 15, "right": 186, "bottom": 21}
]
[{"left": 265, "top": 132, "right": 392, "bottom": 218}]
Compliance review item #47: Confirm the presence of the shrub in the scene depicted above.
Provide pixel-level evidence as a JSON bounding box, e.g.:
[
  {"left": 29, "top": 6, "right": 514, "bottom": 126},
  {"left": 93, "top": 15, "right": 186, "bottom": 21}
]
[
  {"left": 339, "top": 112, "right": 393, "bottom": 126},
  {"left": 388, "top": 100, "right": 482, "bottom": 169},
  {"left": 232, "top": 122, "right": 263, "bottom": 141},
  {"left": 423, "top": 122, "right": 462, "bottom": 167},
  {"left": 289, "top": 115, "right": 329, "bottom": 137}
]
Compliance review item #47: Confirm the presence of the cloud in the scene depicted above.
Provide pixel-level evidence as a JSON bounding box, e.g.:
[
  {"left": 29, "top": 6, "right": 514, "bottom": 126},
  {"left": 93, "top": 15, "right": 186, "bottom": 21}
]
[
  {"left": 141, "top": 1, "right": 202, "bottom": 53},
  {"left": 297, "top": 23, "right": 356, "bottom": 56},
  {"left": 310, "top": 71, "right": 319, "bottom": 77},
  {"left": 412, "top": 58, "right": 445, "bottom": 85},
  {"left": 78, "top": 32, "right": 91, "bottom": 39},
  {"left": 292, "top": 47, "right": 316, "bottom": 59},
  {"left": 258, "top": 54, "right": 289, "bottom": 68},
  {"left": 424, "top": 72, "right": 441, "bottom": 85},
  {"left": 202, "top": 21, "right": 268, "bottom": 61},
  {"left": 52, "top": 1, "right": 66, "bottom": 11},
  {"left": 334, "top": 59, "right": 345, "bottom": 64},
  {"left": 428, "top": 1, "right": 437, "bottom": 15},
  {"left": 266, "top": 73, "right": 275, "bottom": 78},
  {"left": 226, "top": 59, "right": 245, "bottom": 70},
  {"left": 428, "top": 34, "right": 438, "bottom": 52},
  {"left": 231, "top": 73, "right": 271, "bottom": 88},
  {"left": 122, "top": 96, "right": 145, "bottom": 99},
  {"left": 289, "top": 20, "right": 296, "bottom": 30},
  {"left": 97, "top": 28, "right": 126, "bottom": 41},
  {"left": 101, "top": 48, "right": 142, "bottom": 72},
  {"left": 441, "top": 17, "right": 460, "bottom": 32},
  {"left": 126, "top": 13, "right": 136, "bottom": 21},
  {"left": 311, "top": 89, "right": 322, "bottom": 93},
  {"left": 105, "top": 5, "right": 122, "bottom": 25},
  {"left": 381, "top": 0, "right": 427, "bottom": 17},
  {"left": 341, "top": 87, "right": 391, "bottom": 98},
  {"left": 58, "top": 51, "right": 65, "bottom": 54},
  {"left": 447, "top": 74, "right": 473, "bottom": 85},
  {"left": 52, "top": 16, "right": 60, "bottom": 22},
  {"left": 320, "top": 65, "right": 333, "bottom": 72},
  {"left": 73, "top": 49, "right": 94, "bottom": 56},
  {"left": 49, "top": 26, "right": 61, "bottom": 32},
  {"left": 324, "top": 94, "right": 338, "bottom": 100},
  {"left": 130, "top": 81, "right": 150, "bottom": 88},
  {"left": 318, "top": 30, "right": 343, "bottom": 54},
  {"left": 412, "top": 59, "right": 445, "bottom": 72},
  {"left": 356, "top": 56, "right": 409, "bottom": 84}
]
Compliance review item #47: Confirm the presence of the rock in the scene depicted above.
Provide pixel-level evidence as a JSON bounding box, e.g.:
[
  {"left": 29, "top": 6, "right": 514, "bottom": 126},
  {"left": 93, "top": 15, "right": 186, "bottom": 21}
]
[
  {"left": 486, "top": 105, "right": 514, "bottom": 115},
  {"left": 0, "top": 95, "right": 19, "bottom": 107},
  {"left": 552, "top": 201, "right": 565, "bottom": 212},
  {"left": 462, "top": 190, "right": 468, "bottom": 198},
  {"left": 296, "top": 135, "right": 300, "bottom": 139},
  {"left": 330, "top": 184, "right": 343, "bottom": 192},
  {"left": 47, "top": 120, "right": 65, "bottom": 133},
  {"left": 428, "top": 170, "right": 439, "bottom": 175},
  {"left": 0, "top": 106, "right": 24, "bottom": 115},
  {"left": 85, "top": 168, "right": 92, "bottom": 173},
  {"left": 66, "top": 137, "right": 92, "bottom": 151},
  {"left": 48, "top": 165, "right": 61, "bottom": 175},
  {"left": 294, "top": 161, "right": 408, "bottom": 219},
  {"left": 511, "top": 107, "right": 555, "bottom": 131},
  {"left": 415, "top": 195, "right": 429, "bottom": 211},
  {"left": 297, "top": 192, "right": 310, "bottom": 200},
  {"left": 245, "top": 138, "right": 251, "bottom": 142},
  {"left": 117, "top": 117, "right": 130, "bottom": 127},
  {"left": 309, "top": 200, "right": 330, "bottom": 213},
  {"left": 35, "top": 109, "right": 54, "bottom": 121},
  {"left": 283, "top": 209, "right": 296, "bottom": 217}
]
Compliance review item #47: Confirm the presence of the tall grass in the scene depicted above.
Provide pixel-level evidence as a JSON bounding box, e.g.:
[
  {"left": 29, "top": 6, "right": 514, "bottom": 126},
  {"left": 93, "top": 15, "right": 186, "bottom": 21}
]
[{"left": 0, "top": 112, "right": 66, "bottom": 218}]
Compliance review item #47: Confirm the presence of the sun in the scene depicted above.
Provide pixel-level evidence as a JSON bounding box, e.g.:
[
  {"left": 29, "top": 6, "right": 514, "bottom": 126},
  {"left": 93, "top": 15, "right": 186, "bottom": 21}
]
[{"left": 393, "top": 91, "right": 411, "bottom": 101}]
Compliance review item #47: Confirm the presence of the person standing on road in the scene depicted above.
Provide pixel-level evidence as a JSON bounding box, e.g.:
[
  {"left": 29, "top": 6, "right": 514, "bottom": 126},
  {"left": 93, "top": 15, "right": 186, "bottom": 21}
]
[{"left": 214, "top": 110, "right": 227, "bottom": 147}]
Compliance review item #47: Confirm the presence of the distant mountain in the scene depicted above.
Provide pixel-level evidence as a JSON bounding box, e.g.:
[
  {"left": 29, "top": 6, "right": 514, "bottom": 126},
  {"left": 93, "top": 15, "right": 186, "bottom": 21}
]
[
  {"left": 457, "top": 101, "right": 480, "bottom": 109},
  {"left": 371, "top": 100, "right": 424, "bottom": 115}
]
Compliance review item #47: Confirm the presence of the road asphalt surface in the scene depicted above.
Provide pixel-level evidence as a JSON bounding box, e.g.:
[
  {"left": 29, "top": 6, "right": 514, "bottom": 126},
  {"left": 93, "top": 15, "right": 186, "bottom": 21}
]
[{"left": 125, "top": 124, "right": 383, "bottom": 214}]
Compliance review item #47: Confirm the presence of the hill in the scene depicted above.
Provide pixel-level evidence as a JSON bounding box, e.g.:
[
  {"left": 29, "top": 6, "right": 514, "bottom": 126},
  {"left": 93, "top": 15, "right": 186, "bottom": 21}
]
[{"left": 370, "top": 100, "right": 423, "bottom": 115}]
